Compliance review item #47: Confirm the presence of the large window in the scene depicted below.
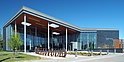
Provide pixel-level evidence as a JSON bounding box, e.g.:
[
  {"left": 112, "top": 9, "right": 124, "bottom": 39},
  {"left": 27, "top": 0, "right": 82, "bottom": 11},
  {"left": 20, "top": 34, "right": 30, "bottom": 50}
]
[
  {"left": 97, "top": 30, "right": 119, "bottom": 48},
  {"left": 80, "top": 32, "right": 97, "bottom": 50},
  {"left": 5, "top": 24, "right": 13, "bottom": 50},
  {"left": 17, "top": 25, "right": 48, "bottom": 51}
]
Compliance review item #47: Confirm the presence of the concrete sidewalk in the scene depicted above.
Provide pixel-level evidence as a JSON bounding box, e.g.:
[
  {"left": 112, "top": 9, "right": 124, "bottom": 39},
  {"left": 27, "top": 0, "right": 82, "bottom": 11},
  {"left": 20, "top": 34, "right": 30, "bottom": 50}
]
[{"left": 22, "top": 52, "right": 124, "bottom": 62}]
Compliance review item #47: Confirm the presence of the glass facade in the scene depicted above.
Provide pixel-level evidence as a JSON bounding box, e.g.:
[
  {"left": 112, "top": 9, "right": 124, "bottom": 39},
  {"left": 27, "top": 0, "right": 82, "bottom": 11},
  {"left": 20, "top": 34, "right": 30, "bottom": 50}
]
[
  {"left": 97, "top": 30, "right": 119, "bottom": 49},
  {"left": 9, "top": 24, "right": 80, "bottom": 51},
  {"left": 5, "top": 24, "right": 13, "bottom": 50},
  {"left": 18, "top": 25, "right": 48, "bottom": 51},
  {"left": 79, "top": 30, "right": 119, "bottom": 50},
  {"left": 68, "top": 33, "right": 80, "bottom": 51},
  {"left": 79, "top": 32, "right": 97, "bottom": 50},
  {"left": 4, "top": 23, "right": 119, "bottom": 51}
]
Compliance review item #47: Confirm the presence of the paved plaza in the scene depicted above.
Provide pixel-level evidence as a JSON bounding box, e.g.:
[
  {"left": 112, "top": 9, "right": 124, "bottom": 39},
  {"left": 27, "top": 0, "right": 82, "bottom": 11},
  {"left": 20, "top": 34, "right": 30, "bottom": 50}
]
[
  {"left": 82, "top": 55, "right": 124, "bottom": 62},
  {"left": 22, "top": 52, "right": 124, "bottom": 62}
]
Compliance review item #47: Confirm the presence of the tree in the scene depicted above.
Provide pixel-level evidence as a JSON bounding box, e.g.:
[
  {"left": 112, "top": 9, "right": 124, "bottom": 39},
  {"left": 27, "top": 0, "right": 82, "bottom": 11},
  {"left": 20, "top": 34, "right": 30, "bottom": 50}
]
[
  {"left": 0, "top": 41, "right": 3, "bottom": 51},
  {"left": 0, "top": 29, "right": 3, "bottom": 51},
  {"left": 8, "top": 33, "right": 22, "bottom": 54}
]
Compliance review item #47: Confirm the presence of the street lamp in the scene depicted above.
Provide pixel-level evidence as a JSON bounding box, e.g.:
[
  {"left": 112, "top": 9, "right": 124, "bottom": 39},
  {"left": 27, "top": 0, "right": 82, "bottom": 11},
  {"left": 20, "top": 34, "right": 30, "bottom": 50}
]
[
  {"left": 21, "top": 22, "right": 31, "bottom": 26},
  {"left": 52, "top": 32, "right": 60, "bottom": 35},
  {"left": 49, "top": 23, "right": 59, "bottom": 28}
]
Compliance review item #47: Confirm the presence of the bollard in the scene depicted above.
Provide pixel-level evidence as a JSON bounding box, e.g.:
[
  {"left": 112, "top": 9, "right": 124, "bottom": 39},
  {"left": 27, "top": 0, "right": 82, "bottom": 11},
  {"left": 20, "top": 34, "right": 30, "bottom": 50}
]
[
  {"left": 74, "top": 49, "right": 77, "bottom": 57},
  {"left": 107, "top": 50, "right": 109, "bottom": 55},
  {"left": 91, "top": 50, "right": 93, "bottom": 56},
  {"left": 100, "top": 50, "right": 102, "bottom": 55},
  {"left": 75, "top": 51, "right": 77, "bottom": 57},
  {"left": 114, "top": 49, "right": 116, "bottom": 53}
]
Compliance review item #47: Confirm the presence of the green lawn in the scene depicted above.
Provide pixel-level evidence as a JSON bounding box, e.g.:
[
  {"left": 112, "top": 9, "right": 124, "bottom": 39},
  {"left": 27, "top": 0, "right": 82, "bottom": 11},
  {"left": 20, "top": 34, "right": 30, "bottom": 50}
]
[{"left": 0, "top": 51, "right": 45, "bottom": 62}]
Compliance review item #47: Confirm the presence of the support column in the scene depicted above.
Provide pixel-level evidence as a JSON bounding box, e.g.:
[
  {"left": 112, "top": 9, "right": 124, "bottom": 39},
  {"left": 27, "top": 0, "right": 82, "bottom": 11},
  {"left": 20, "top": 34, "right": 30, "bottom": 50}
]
[
  {"left": 87, "top": 34, "right": 89, "bottom": 50},
  {"left": 66, "top": 28, "right": 68, "bottom": 51},
  {"left": 35, "top": 27, "right": 37, "bottom": 45},
  {"left": 24, "top": 14, "right": 27, "bottom": 53},
  {"left": 48, "top": 22, "right": 50, "bottom": 49},
  {"left": 15, "top": 21, "right": 17, "bottom": 35},
  {"left": 29, "top": 40, "right": 31, "bottom": 50}
]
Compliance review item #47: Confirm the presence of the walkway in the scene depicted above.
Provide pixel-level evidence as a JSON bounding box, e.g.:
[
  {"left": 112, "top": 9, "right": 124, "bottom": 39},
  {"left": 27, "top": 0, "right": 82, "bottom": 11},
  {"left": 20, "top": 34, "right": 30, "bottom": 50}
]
[{"left": 22, "top": 52, "right": 124, "bottom": 62}]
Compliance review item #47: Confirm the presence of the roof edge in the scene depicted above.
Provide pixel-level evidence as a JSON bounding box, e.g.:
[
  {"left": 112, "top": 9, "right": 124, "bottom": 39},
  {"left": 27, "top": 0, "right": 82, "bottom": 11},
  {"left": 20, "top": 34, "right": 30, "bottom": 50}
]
[
  {"left": 22, "top": 6, "right": 82, "bottom": 31},
  {"left": 3, "top": 6, "right": 119, "bottom": 32},
  {"left": 3, "top": 6, "right": 24, "bottom": 27},
  {"left": 82, "top": 28, "right": 119, "bottom": 31},
  {"left": 4, "top": 6, "right": 82, "bottom": 31}
]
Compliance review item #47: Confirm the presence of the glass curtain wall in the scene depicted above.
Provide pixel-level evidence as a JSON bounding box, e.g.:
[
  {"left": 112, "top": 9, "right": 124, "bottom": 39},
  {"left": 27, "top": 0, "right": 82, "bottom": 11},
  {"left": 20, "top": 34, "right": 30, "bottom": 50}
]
[
  {"left": 97, "top": 30, "right": 119, "bottom": 48},
  {"left": 5, "top": 24, "right": 13, "bottom": 50},
  {"left": 17, "top": 25, "right": 48, "bottom": 51},
  {"left": 80, "top": 32, "right": 97, "bottom": 50},
  {"left": 5, "top": 24, "right": 81, "bottom": 51},
  {"left": 49, "top": 34, "right": 66, "bottom": 50},
  {"left": 68, "top": 33, "right": 80, "bottom": 51},
  {"left": 49, "top": 32, "right": 80, "bottom": 51}
]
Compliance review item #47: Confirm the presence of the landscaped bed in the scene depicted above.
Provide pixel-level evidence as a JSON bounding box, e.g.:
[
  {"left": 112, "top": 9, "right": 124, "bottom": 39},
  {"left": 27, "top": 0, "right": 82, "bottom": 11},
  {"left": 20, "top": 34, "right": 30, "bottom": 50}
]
[
  {"left": 67, "top": 51, "right": 107, "bottom": 56},
  {"left": 0, "top": 51, "right": 46, "bottom": 62}
]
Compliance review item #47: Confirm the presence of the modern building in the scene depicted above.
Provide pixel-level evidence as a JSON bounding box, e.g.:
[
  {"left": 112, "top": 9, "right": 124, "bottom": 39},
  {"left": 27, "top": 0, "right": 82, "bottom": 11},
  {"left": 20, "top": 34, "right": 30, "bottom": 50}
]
[
  {"left": 80, "top": 29, "right": 119, "bottom": 50},
  {"left": 3, "top": 6, "right": 120, "bottom": 52}
]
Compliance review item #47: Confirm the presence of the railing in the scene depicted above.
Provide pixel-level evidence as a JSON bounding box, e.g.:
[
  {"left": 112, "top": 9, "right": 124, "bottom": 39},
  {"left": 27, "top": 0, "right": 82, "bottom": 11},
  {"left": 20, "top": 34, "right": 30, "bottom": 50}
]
[{"left": 35, "top": 48, "right": 67, "bottom": 57}]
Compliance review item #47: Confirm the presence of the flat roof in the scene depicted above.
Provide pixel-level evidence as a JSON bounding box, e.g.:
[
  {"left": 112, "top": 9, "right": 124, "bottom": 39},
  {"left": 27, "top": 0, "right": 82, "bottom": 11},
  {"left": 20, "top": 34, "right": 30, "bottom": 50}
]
[
  {"left": 82, "top": 28, "right": 119, "bottom": 31},
  {"left": 4, "top": 6, "right": 119, "bottom": 32}
]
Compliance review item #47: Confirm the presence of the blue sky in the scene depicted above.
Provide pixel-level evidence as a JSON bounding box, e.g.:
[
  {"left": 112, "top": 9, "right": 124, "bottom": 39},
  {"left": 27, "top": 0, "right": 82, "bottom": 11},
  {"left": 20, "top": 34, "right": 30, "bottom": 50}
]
[{"left": 0, "top": 0, "right": 124, "bottom": 39}]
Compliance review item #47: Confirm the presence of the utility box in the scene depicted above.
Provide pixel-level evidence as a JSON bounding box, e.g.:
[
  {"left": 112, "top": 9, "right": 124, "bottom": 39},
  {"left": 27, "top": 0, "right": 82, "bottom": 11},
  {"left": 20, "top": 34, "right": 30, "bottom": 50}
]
[{"left": 71, "top": 42, "right": 78, "bottom": 51}]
